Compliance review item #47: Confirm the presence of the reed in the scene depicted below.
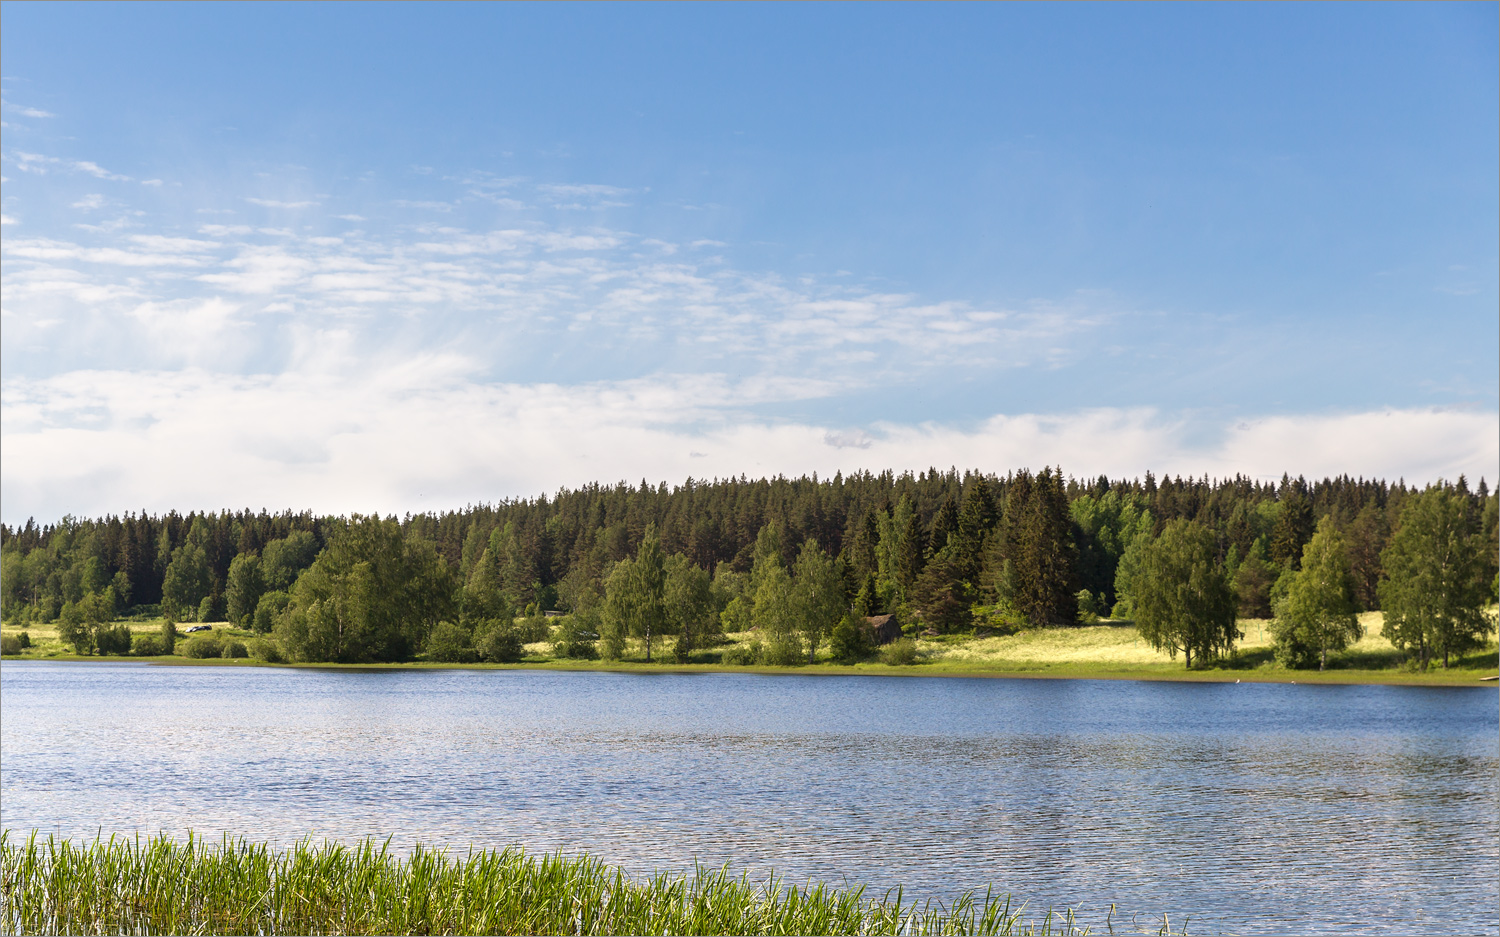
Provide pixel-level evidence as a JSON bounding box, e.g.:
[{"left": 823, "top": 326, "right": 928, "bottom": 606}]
[{"left": 0, "top": 830, "right": 1102, "bottom": 936}]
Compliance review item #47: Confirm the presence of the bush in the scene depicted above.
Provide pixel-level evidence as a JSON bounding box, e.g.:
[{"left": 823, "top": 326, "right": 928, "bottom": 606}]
[
  {"left": 475, "top": 621, "right": 523, "bottom": 663},
  {"left": 17, "top": 631, "right": 31, "bottom": 648},
  {"left": 159, "top": 620, "right": 178, "bottom": 655},
  {"left": 131, "top": 633, "right": 165, "bottom": 656},
  {"left": 550, "top": 616, "right": 598, "bottom": 659},
  {"left": 248, "top": 637, "right": 284, "bottom": 663},
  {"left": 828, "top": 615, "right": 872, "bottom": 663},
  {"left": 880, "top": 638, "right": 919, "bottom": 666},
  {"left": 94, "top": 623, "right": 134, "bottom": 656},
  {"left": 222, "top": 641, "right": 249, "bottom": 659},
  {"left": 181, "top": 634, "right": 224, "bottom": 659},
  {"left": 1269, "top": 617, "right": 1318, "bottom": 669},
  {"left": 516, "top": 615, "right": 550, "bottom": 644},
  {"left": 723, "top": 639, "right": 762, "bottom": 666},
  {"left": 426, "top": 621, "right": 478, "bottom": 663},
  {"left": 0, "top": 634, "right": 22, "bottom": 656},
  {"left": 761, "top": 634, "right": 806, "bottom": 666},
  {"left": 1076, "top": 590, "right": 1104, "bottom": 623}
]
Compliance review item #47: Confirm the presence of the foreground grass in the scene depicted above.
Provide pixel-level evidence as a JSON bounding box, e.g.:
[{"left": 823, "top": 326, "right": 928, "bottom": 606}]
[
  {"left": 0, "top": 832, "right": 1108, "bottom": 936},
  {"left": 3, "top": 613, "right": 1495, "bottom": 686}
]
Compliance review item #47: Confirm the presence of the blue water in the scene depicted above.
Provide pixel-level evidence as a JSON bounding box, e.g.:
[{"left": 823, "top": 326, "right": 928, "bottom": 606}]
[{"left": 2, "top": 661, "right": 1496, "bottom": 935}]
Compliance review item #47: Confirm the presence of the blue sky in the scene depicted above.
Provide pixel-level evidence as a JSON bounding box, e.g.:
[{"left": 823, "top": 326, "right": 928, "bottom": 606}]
[{"left": 2, "top": 2, "right": 1496, "bottom": 522}]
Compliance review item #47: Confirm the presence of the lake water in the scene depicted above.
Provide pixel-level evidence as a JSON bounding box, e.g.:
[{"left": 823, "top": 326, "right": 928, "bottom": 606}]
[{"left": 1, "top": 661, "right": 1495, "bottom": 935}]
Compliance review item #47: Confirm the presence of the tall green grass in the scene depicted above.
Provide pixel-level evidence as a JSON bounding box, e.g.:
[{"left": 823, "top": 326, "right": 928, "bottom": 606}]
[{"left": 0, "top": 831, "right": 1110, "bottom": 935}]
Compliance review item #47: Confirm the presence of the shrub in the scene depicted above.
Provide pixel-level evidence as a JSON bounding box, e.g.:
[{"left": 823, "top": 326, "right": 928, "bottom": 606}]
[
  {"left": 131, "top": 633, "right": 165, "bottom": 656},
  {"left": 248, "top": 637, "right": 284, "bottom": 663},
  {"left": 15, "top": 631, "right": 32, "bottom": 648},
  {"left": 550, "top": 615, "right": 598, "bottom": 659},
  {"left": 160, "top": 620, "right": 178, "bottom": 655},
  {"left": 181, "top": 634, "right": 224, "bottom": 659},
  {"left": 516, "top": 615, "right": 551, "bottom": 643},
  {"left": 0, "top": 634, "right": 21, "bottom": 656},
  {"left": 828, "top": 615, "right": 872, "bottom": 663},
  {"left": 1076, "top": 590, "right": 1104, "bottom": 623},
  {"left": 761, "top": 634, "right": 806, "bottom": 666},
  {"left": 1269, "top": 617, "right": 1318, "bottom": 669},
  {"left": 723, "top": 639, "right": 762, "bottom": 666},
  {"left": 94, "top": 623, "right": 134, "bottom": 656},
  {"left": 475, "top": 621, "right": 523, "bottom": 663},
  {"left": 426, "top": 621, "right": 478, "bottom": 663},
  {"left": 880, "top": 638, "right": 919, "bottom": 666},
  {"left": 222, "top": 641, "right": 249, "bottom": 659}
]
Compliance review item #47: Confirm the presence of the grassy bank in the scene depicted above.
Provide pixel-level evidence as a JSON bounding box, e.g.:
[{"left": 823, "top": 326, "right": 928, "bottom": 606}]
[
  {"left": 3, "top": 613, "right": 1494, "bottom": 686},
  {"left": 0, "top": 831, "right": 1108, "bottom": 936}
]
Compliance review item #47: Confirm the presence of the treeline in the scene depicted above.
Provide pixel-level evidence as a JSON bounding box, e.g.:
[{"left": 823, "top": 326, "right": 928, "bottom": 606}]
[{"left": 2, "top": 469, "right": 1496, "bottom": 669}]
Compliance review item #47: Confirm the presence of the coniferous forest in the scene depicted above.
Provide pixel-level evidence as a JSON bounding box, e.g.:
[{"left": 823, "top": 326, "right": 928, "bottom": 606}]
[{"left": 2, "top": 468, "right": 1496, "bottom": 671}]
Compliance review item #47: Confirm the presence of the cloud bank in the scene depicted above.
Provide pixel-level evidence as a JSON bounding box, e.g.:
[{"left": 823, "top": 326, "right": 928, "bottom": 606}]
[{"left": 4, "top": 359, "right": 1494, "bottom": 522}]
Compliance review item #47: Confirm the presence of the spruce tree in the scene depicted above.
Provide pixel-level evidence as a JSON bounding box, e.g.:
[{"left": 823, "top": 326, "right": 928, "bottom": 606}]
[{"left": 1007, "top": 468, "right": 1078, "bottom": 627}]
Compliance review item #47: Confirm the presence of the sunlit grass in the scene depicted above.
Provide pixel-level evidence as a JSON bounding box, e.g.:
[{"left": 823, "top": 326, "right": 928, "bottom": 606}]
[{"left": 0, "top": 831, "right": 1102, "bottom": 936}]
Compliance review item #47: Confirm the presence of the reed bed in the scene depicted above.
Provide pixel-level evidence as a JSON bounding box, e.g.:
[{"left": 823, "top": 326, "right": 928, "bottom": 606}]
[{"left": 0, "top": 831, "right": 1104, "bottom": 936}]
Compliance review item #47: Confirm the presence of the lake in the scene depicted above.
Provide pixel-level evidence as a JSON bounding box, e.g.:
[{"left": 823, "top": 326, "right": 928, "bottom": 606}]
[{"left": 1, "top": 661, "right": 1495, "bottom": 935}]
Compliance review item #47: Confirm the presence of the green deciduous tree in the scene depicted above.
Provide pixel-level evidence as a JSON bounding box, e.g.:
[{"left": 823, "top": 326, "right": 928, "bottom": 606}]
[
  {"left": 791, "top": 539, "right": 844, "bottom": 663},
  {"left": 275, "top": 516, "right": 456, "bottom": 663},
  {"left": 1271, "top": 517, "right": 1360, "bottom": 670},
  {"left": 261, "top": 531, "right": 320, "bottom": 591},
  {"left": 161, "top": 543, "right": 213, "bottom": 622},
  {"left": 599, "top": 525, "right": 667, "bottom": 661},
  {"left": 664, "top": 553, "right": 714, "bottom": 662},
  {"left": 1378, "top": 484, "right": 1494, "bottom": 670},
  {"left": 1133, "top": 519, "right": 1239, "bottom": 668},
  {"left": 225, "top": 553, "right": 265, "bottom": 627}
]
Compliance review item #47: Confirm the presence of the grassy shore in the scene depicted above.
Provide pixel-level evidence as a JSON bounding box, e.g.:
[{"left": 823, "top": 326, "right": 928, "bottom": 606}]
[
  {"left": 0, "top": 831, "right": 1105, "bottom": 936},
  {"left": 2, "top": 613, "right": 1495, "bottom": 686}
]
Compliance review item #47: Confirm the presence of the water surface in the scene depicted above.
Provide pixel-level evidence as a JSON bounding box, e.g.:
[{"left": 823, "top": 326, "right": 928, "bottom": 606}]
[{"left": 2, "top": 661, "right": 1495, "bottom": 935}]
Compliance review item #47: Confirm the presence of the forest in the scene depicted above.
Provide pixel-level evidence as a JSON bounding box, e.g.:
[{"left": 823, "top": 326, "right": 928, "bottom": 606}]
[{"left": 2, "top": 468, "right": 1496, "bottom": 671}]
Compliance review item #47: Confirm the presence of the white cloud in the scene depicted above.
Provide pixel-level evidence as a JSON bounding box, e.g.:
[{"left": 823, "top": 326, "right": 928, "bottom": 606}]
[
  {"left": 13, "top": 105, "right": 56, "bottom": 118},
  {"left": 2, "top": 364, "right": 1494, "bottom": 522},
  {"left": 73, "top": 160, "right": 131, "bottom": 181},
  {"left": 4, "top": 236, "right": 210, "bottom": 267},
  {"left": 71, "top": 194, "right": 108, "bottom": 211},
  {"left": 141, "top": 179, "right": 164, "bottom": 187},
  {"left": 537, "top": 183, "right": 630, "bottom": 198},
  {"left": 8, "top": 151, "right": 59, "bottom": 173},
  {"left": 0, "top": 214, "right": 17, "bottom": 226},
  {"left": 244, "top": 197, "right": 318, "bottom": 209}
]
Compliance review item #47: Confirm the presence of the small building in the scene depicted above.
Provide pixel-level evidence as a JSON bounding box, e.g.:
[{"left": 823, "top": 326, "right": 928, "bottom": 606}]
[{"left": 864, "top": 614, "right": 902, "bottom": 645}]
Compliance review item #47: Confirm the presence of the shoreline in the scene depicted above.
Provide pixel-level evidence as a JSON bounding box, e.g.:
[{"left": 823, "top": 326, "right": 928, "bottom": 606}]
[{"left": 6, "top": 653, "right": 1494, "bottom": 687}]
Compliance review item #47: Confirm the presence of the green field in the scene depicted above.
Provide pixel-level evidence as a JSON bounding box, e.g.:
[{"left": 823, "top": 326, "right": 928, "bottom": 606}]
[{"left": 3, "top": 611, "right": 1495, "bottom": 686}]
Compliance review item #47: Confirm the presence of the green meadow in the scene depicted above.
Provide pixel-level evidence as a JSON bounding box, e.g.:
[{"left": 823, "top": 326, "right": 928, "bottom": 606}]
[{"left": 4, "top": 611, "right": 1494, "bottom": 686}]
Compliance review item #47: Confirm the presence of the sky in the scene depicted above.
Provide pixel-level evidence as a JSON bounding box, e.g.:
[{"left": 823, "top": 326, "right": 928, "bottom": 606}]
[{"left": 2, "top": 2, "right": 1496, "bottom": 524}]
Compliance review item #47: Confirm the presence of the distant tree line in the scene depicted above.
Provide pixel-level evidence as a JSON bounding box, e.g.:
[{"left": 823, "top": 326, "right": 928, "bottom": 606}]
[{"left": 3, "top": 469, "right": 1495, "bottom": 670}]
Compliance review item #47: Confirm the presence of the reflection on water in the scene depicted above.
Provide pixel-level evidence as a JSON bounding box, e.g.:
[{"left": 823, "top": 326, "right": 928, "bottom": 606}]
[{"left": 2, "top": 662, "right": 1495, "bottom": 935}]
